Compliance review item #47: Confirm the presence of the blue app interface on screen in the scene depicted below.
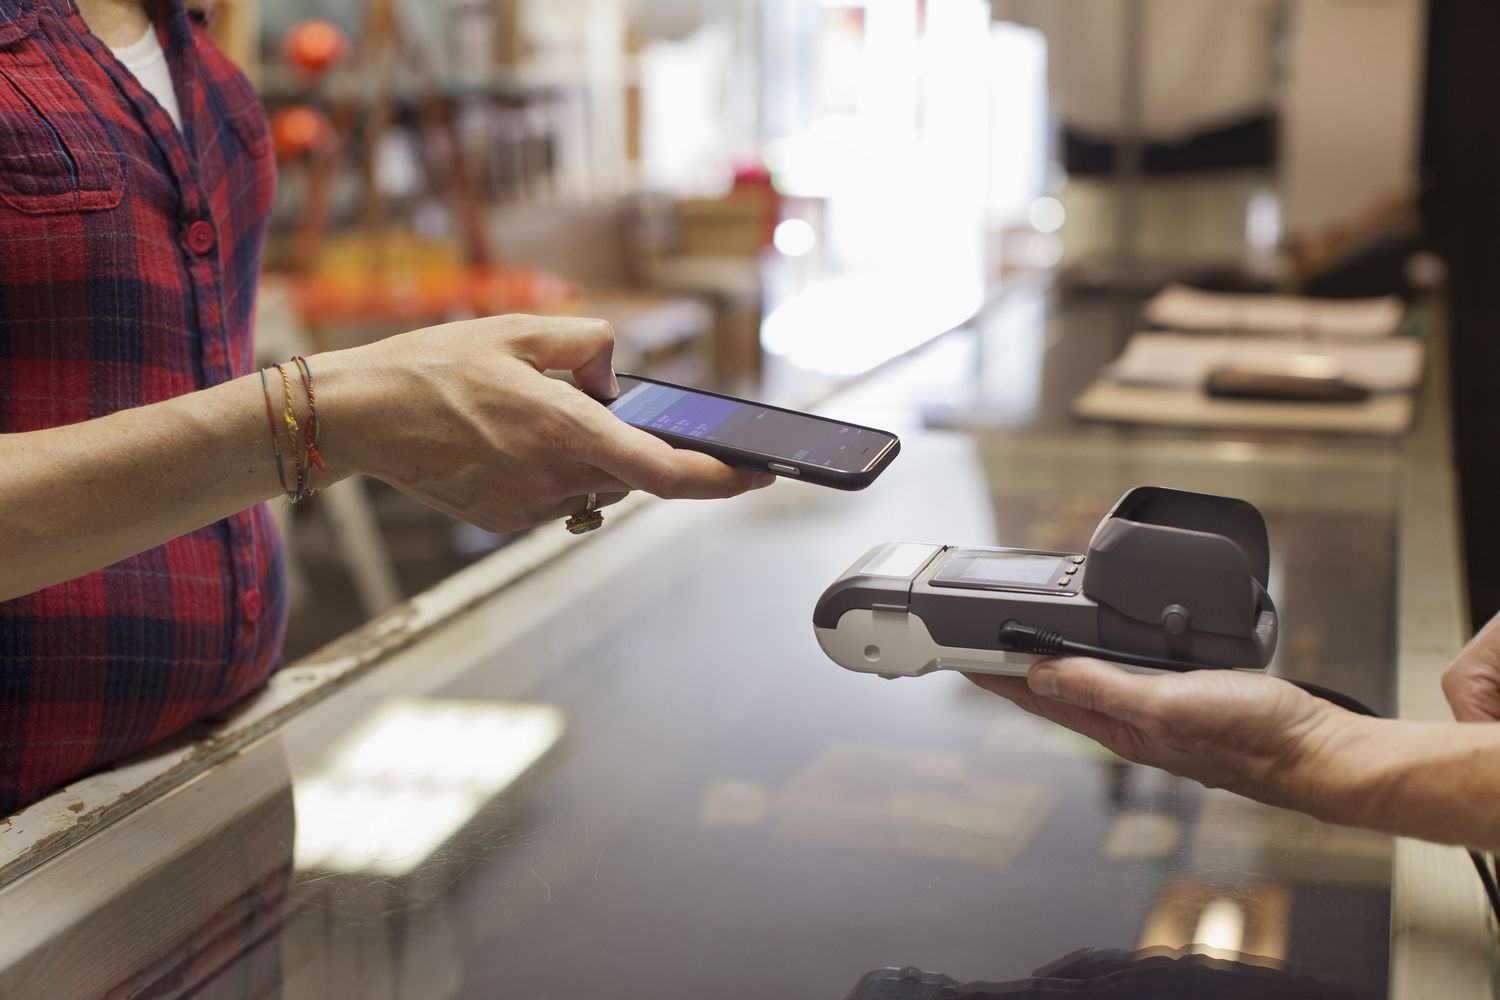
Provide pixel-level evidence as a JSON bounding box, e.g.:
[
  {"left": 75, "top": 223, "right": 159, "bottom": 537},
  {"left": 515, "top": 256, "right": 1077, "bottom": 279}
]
[{"left": 608, "top": 380, "right": 890, "bottom": 472}]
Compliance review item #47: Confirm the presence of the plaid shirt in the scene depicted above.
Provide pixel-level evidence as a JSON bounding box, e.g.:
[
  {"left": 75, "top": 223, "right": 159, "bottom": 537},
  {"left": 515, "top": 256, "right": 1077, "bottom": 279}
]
[{"left": 0, "top": 0, "right": 284, "bottom": 813}]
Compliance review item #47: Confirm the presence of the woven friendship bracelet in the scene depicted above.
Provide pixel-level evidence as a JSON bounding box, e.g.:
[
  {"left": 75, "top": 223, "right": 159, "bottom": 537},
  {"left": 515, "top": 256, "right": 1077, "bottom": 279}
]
[
  {"left": 292, "top": 355, "right": 326, "bottom": 477},
  {"left": 259, "top": 367, "right": 291, "bottom": 496},
  {"left": 260, "top": 357, "right": 327, "bottom": 502},
  {"left": 274, "top": 363, "right": 309, "bottom": 500}
]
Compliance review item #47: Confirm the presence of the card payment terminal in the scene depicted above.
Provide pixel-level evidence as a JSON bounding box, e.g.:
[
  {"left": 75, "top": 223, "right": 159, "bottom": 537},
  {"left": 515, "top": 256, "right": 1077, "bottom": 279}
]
[{"left": 814, "top": 487, "right": 1278, "bottom": 678}]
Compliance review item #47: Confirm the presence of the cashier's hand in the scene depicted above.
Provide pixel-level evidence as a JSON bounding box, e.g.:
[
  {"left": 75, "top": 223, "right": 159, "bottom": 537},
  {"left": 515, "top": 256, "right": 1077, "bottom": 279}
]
[
  {"left": 330, "top": 314, "right": 771, "bottom": 533},
  {"left": 1442, "top": 612, "right": 1500, "bottom": 722},
  {"left": 967, "top": 659, "right": 1354, "bottom": 811}
]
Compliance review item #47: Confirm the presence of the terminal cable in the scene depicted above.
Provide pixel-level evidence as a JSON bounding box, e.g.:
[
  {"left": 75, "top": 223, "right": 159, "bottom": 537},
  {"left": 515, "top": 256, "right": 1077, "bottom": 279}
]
[
  {"left": 996, "top": 619, "right": 1500, "bottom": 923},
  {"left": 996, "top": 622, "right": 1375, "bottom": 715}
]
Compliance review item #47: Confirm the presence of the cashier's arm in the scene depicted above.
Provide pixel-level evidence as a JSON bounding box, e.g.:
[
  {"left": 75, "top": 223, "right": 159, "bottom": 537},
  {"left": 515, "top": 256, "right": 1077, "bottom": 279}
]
[
  {"left": 0, "top": 315, "right": 769, "bottom": 603},
  {"left": 970, "top": 612, "right": 1500, "bottom": 852}
]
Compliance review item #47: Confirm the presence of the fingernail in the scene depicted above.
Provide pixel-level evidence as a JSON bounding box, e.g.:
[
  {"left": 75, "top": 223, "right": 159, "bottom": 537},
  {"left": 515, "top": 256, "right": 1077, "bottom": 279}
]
[
  {"left": 609, "top": 372, "right": 620, "bottom": 397},
  {"left": 1030, "top": 665, "right": 1060, "bottom": 698},
  {"left": 753, "top": 473, "right": 776, "bottom": 488}
]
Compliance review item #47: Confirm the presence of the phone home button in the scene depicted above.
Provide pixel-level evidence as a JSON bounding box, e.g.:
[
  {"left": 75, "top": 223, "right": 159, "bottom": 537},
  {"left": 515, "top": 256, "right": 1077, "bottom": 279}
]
[{"left": 768, "top": 462, "right": 800, "bottom": 476}]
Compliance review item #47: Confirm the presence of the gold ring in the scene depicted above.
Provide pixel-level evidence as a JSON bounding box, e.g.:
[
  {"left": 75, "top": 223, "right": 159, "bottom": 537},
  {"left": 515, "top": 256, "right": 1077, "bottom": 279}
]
[{"left": 565, "top": 492, "right": 603, "bottom": 534}]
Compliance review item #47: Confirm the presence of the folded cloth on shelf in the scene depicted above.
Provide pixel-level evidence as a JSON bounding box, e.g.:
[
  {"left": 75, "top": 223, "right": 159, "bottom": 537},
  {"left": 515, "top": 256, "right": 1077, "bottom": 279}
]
[
  {"left": 1144, "top": 284, "right": 1406, "bottom": 338},
  {"left": 1108, "top": 332, "right": 1425, "bottom": 394},
  {"left": 1072, "top": 380, "right": 1415, "bottom": 435}
]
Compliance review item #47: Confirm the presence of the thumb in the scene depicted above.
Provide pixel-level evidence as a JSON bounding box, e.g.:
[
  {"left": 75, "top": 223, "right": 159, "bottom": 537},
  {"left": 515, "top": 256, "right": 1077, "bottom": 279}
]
[
  {"left": 509, "top": 315, "right": 619, "bottom": 400},
  {"left": 1442, "top": 658, "right": 1500, "bottom": 722},
  {"left": 1028, "top": 657, "right": 1161, "bottom": 730}
]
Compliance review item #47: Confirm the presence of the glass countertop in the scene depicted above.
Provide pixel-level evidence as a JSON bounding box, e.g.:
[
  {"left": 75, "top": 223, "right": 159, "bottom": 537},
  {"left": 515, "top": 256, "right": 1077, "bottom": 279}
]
[{"left": 0, "top": 290, "right": 1410, "bottom": 999}]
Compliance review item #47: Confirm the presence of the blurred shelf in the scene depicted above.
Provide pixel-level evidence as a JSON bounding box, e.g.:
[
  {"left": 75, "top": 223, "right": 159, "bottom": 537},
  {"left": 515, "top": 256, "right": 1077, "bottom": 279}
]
[{"left": 256, "top": 65, "right": 578, "bottom": 106}]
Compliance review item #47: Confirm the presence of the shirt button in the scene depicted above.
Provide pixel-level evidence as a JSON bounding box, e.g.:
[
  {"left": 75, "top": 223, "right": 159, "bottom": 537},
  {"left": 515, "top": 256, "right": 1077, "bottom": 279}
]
[
  {"left": 241, "top": 587, "right": 262, "bottom": 623},
  {"left": 184, "top": 220, "right": 216, "bottom": 256}
]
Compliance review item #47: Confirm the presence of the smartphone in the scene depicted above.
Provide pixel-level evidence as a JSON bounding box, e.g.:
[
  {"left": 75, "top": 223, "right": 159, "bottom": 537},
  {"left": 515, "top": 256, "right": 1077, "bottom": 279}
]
[{"left": 607, "top": 374, "right": 900, "bottom": 490}]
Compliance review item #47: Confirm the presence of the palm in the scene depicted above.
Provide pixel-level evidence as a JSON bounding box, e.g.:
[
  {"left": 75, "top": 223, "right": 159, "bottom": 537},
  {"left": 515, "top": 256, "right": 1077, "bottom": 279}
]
[{"left": 971, "top": 661, "right": 1331, "bottom": 806}]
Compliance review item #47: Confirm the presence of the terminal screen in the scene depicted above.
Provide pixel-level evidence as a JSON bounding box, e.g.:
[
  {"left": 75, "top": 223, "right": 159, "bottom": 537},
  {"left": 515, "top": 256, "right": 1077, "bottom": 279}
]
[
  {"left": 960, "top": 553, "right": 1058, "bottom": 586},
  {"left": 930, "top": 548, "right": 1078, "bottom": 593}
]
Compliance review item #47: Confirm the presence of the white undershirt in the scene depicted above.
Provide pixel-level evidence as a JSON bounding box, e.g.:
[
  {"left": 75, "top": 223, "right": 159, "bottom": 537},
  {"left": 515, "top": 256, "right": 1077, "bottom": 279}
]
[{"left": 112, "top": 25, "right": 181, "bottom": 129}]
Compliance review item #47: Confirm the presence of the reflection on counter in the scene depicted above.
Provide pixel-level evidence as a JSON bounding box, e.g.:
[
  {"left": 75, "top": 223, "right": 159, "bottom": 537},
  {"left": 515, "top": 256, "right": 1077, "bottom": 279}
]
[
  {"left": 701, "top": 742, "right": 1053, "bottom": 870},
  {"left": 842, "top": 946, "right": 1375, "bottom": 1000},
  {"left": 294, "top": 698, "right": 564, "bottom": 876},
  {"left": 1138, "top": 881, "right": 1290, "bottom": 963}
]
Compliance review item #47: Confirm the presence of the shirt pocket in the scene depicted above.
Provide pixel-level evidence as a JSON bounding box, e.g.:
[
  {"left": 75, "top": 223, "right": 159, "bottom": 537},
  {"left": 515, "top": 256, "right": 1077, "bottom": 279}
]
[{"left": 0, "top": 64, "right": 124, "bottom": 214}]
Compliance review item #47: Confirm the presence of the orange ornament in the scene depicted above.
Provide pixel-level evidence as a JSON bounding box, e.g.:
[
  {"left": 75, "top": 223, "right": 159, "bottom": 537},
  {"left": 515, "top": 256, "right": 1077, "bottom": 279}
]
[
  {"left": 271, "top": 105, "right": 333, "bottom": 158},
  {"left": 283, "top": 20, "right": 348, "bottom": 74}
]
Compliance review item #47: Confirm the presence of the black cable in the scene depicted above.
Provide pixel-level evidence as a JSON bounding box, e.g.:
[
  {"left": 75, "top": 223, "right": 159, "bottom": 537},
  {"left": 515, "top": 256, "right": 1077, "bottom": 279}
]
[
  {"left": 1475, "top": 851, "right": 1500, "bottom": 923},
  {"left": 997, "top": 619, "right": 1500, "bottom": 924}
]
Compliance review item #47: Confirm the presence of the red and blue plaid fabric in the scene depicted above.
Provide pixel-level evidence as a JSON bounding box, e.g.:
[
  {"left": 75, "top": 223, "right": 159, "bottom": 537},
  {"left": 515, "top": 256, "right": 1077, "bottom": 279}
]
[{"left": 0, "top": 0, "right": 284, "bottom": 813}]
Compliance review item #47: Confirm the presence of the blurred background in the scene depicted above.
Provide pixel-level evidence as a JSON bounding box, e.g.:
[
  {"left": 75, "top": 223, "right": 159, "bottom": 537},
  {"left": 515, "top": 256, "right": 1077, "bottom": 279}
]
[
  {"left": 15, "top": 4, "right": 1500, "bottom": 997},
  {"left": 203, "top": 0, "right": 1495, "bottom": 656}
]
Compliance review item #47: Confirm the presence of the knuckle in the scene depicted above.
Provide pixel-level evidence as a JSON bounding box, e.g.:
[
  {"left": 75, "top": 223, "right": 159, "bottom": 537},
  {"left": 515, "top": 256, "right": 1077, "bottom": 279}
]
[
  {"left": 534, "top": 409, "right": 580, "bottom": 457},
  {"left": 491, "top": 312, "right": 531, "bottom": 343},
  {"left": 643, "top": 466, "right": 682, "bottom": 499},
  {"left": 588, "top": 317, "right": 616, "bottom": 347},
  {"left": 1071, "top": 676, "right": 1104, "bottom": 713},
  {"left": 530, "top": 468, "right": 568, "bottom": 501}
]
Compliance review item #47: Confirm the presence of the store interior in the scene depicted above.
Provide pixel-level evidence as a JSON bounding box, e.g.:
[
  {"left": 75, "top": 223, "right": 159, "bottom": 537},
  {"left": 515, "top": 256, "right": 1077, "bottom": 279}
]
[{"left": 3, "top": 0, "right": 1499, "bottom": 997}]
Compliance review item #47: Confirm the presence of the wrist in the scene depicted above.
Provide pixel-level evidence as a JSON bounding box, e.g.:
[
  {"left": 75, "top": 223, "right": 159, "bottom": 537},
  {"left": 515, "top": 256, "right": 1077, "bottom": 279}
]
[
  {"left": 1273, "top": 707, "right": 1386, "bottom": 826},
  {"left": 1321, "top": 718, "right": 1500, "bottom": 848},
  {"left": 1281, "top": 709, "right": 1470, "bottom": 841}
]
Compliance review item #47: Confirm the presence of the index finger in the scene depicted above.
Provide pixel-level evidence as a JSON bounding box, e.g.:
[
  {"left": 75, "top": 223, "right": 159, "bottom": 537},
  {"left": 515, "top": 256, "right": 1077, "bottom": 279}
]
[
  {"left": 574, "top": 403, "right": 770, "bottom": 499},
  {"left": 509, "top": 315, "right": 620, "bottom": 400},
  {"left": 1028, "top": 657, "right": 1167, "bottom": 732}
]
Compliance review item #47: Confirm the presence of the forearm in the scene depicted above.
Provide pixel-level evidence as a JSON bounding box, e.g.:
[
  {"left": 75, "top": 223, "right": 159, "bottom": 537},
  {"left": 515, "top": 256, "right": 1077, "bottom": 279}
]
[
  {"left": 1, "top": 312, "right": 763, "bottom": 602},
  {"left": 1294, "top": 714, "right": 1500, "bottom": 851},
  {"left": 0, "top": 355, "right": 358, "bottom": 601}
]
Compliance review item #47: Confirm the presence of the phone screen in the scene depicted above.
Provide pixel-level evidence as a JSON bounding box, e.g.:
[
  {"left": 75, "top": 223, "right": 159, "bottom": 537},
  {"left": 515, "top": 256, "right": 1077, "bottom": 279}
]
[{"left": 608, "top": 377, "right": 895, "bottom": 474}]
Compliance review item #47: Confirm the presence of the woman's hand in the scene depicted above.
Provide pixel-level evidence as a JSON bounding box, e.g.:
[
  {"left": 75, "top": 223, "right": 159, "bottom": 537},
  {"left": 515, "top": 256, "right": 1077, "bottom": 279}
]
[
  {"left": 0, "top": 311, "right": 770, "bottom": 600},
  {"left": 322, "top": 313, "right": 771, "bottom": 534},
  {"left": 967, "top": 659, "right": 1357, "bottom": 815},
  {"left": 1443, "top": 613, "right": 1500, "bottom": 722}
]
